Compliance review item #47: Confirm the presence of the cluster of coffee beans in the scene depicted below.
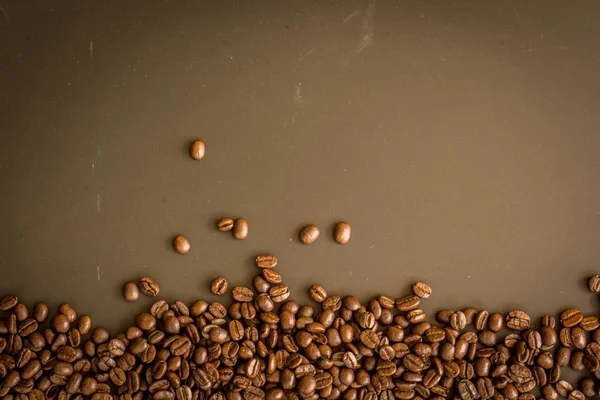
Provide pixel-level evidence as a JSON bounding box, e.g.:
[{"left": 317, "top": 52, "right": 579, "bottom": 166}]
[
  {"left": 2, "top": 266, "right": 600, "bottom": 400},
  {"left": 122, "top": 277, "right": 160, "bottom": 303},
  {"left": 298, "top": 223, "right": 351, "bottom": 246},
  {"left": 216, "top": 218, "right": 249, "bottom": 241}
]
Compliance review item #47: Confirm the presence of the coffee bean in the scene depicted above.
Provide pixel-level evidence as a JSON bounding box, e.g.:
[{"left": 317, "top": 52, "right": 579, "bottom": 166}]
[
  {"left": 589, "top": 275, "right": 600, "bottom": 292},
  {"left": 139, "top": 276, "right": 160, "bottom": 297},
  {"left": 255, "top": 254, "right": 277, "bottom": 269},
  {"left": 412, "top": 282, "right": 432, "bottom": 298},
  {"left": 333, "top": 222, "right": 351, "bottom": 244},
  {"left": 450, "top": 312, "right": 467, "bottom": 330},
  {"left": 252, "top": 276, "right": 270, "bottom": 293},
  {"left": 506, "top": 310, "right": 530, "bottom": 330},
  {"left": 217, "top": 217, "right": 234, "bottom": 232},
  {"left": 299, "top": 224, "right": 320, "bottom": 244},
  {"left": 123, "top": 281, "right": 140, "bottom": 302},
  {"left": 561, "top": 308, "right": 583, "bottom": 328},
  {"left": 173, "top": 235, "right": 191, "bottom": 254},
  {"left": 308, "top": 285, "right": 327, "bottom": 303},
  {"left": 189, "top": 139, "right": 206, "bottom": 160},
  {"left": 395, "top": 295, "right": 420, "bottom": 312},
  {"left": 580, "top": 316, "right": 600, "bottom": 331},
  {"left": 0, "top": 295, "right": 18, "bottom": 311},
  {"left": 211, "top": 277, "right": 228, "bottom": 295},
  {"left": 233, "top": 218, "right": 249, "bottom": 240},
  {"left": 262, "top": 269, "right": 282, "bottom": 284},
  {"left": 487, "top": 312, "right": 503, "bottom": 332},
  {"left": 232, "top": 286, "right": 254, "bottom": 302},
  {"left": 268, "top": 284, "right": 290, "bottom": 303}
]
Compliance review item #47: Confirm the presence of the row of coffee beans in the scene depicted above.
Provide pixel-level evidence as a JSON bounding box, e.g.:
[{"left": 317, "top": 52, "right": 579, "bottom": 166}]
[{"left": 2, "top": 268, "right": 600, "bottom": 400}]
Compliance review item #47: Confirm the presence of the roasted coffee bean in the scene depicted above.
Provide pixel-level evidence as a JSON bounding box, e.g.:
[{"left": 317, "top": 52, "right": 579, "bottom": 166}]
[
  {"left": 308, "top": 285, "right": 327, "bottom": 303},
  {"left": 299, "top": 225, "right": 320, "bottom": 244},
  {"left": 189, "top": 139, "right": 205, "bottom": 160},
  {"left": 262, "top": 269, "right": 282, "bottom": 284},
  {"left": 255, "top": 255, "right": 277, "bottom": 269},
  {"left": 580, "top": 316, "right": 599, "bottom": 331},
  {"left": 217, "top": 217, "right": 234, "bottom": 232},
  {"left": 232, "top": 286, "right": 254, "bottom": 302},
  {"left": 506, "top": 310, "right": 530, "bottom": 330},
  {"left": 51, "top": 314, "right": 70, "bottom": 334},
  {"left": 412, "top": 282, "right": 431, "bottom": 298},
  {"left": 32, "top": 303, "right": 49, "bottom": 323},
  {"left": 123, "top": 281, "right": 140, "bottom": 302},
  {"left": 269, "top": 284, "right": 290, "bottom": 303},
  {"left": 0, "top": 296, "right": 18, "bottom": 311},
  {"left": 333, "top": 222, "right": 351, "bottom": 244},
  {"left": 173, "top": 235, "right": 191, "bottom": 254},
  {"left": 233, "top": 218, "right": 249, "bottom": 240},
  {"left": 450, "top": 312, "right": 467, "bottom": 330},
  {"left": 561, "top": 309, "right": 583, "bottom": 328},
  {"left": 139, "top": 276, "right": 160, "bottom": 297},
  {"left": 396, "top": 295, "right": 420, "bottom": 312}
]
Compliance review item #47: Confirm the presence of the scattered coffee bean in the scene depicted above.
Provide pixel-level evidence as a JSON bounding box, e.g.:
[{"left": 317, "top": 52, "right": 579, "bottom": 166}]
[
  {"left": 211, "top": 277, "right": 228, "bottom": 295},
  {"left": 413, "top": 281, "right": 432, "bottom": 298},
  {"left": 139, "top": 276, "right": 160, "bottom": 297},
  {"left": 123, "top": 281, "right": 140, "bottom": 302},
  {"left": 233, "top": 218, "right": 249, "bottom": 240},
  {"left": 299, "top": 224, "right": 320, "bottom": 244},
  {"left": 217, "top": 217, "right": 234, "bottom": 232},
  {"left": 189, "top": 139, "right": 205, "bottom": 160},
  {"left": 309, "top": 285, "right": 327, "bottom": 303},
  {"left": 173, "top": 235, "right": 191, "bottom": 254},
  {"left": 588, "top": 275, "right": 600, "bottom": 292},
  {"left": 333, "top": 222, "right": 351, "bottom": 244},
  {"left": 255, "top": 254, "right": 277, "bottom": 269}
]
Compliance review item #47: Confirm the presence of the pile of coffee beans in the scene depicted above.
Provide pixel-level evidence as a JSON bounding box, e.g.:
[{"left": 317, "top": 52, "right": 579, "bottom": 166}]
[{"left": 1, "top": 266, "right": 600, "bottom": 400}]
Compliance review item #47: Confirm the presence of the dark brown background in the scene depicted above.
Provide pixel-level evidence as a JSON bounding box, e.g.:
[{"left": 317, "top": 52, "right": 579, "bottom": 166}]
[{"left": 1, "top": 0, "right": 599, "bottom": 332}]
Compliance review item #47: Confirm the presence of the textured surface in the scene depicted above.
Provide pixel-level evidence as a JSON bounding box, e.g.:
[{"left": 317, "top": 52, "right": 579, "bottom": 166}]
[{"left": 1, "top": 0, "right": 599, "bottom": 332}]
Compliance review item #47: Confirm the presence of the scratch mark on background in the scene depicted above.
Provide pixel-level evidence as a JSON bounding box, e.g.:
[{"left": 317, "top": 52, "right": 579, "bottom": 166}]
[
  {"left": 297, "top": 47, "right": 316, "bottom": 67},
  {"left": 89, "top": 40, "right": 94, "bottom": 59},
  {"left": 356, "top": 3, "right": 375, "bottom": 54},
  {"left": 344, "top": 10, "right": 361, "bottom": 23},
  {"left": 293, "top": 82, "right": 303, "bottom": 106},
  {"left": 0, "top": 4, "right": 10, "bottom": 23},
  {"left": 91, "top": 161, "right": 95, "bottom": 174},
  {"left": 97, "top": 266, "right": 100, "bottom": 280},
  {"left": 97, "top": 194, "right": 101, "bottom": 212}
]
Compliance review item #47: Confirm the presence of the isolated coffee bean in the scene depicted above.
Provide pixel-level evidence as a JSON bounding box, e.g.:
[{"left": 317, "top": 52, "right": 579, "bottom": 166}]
[
  {"left": 255, "top": 254, "right": 277, "bottom": 269},
  {"left": 189, "top": 139, "right": 205, "bottom": 160},
  {"left": 588, "top": 275, "right": 600, "bottom": 292},
  {"left": 123, "top": 281, "right": 140, "bottom": 302},
  {"left": 299, "top": 225, "right": 320, "bottom": 244},
  {"left": 139, "top": 277, "right": 160, "bottom": 297},
  {"left": 412, "top": 282, "right": 431, "bottom": 298},
  {"left": 217, "top": 217, "right": 234, "bottom": 232},
  {"left": 333, "top": 222, "right": 351, "bottom": 244},
  {"left": 233, "top": 218, "right": 249, "bottom": 240},
  {"left": 211, "top": 277, "right": 228, "bottom": 295},
  {"left": 173, "top": 235, "right": 191, "bottom": 254}
]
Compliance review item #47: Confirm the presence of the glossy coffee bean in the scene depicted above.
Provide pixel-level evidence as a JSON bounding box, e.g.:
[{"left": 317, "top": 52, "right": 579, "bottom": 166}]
[
  {"left": 333, "top": 222, "right": 351, "bottom": 244},
  {"left": 211, "top": 277, "right": 228, "bottom": 295},
  {"left": 299, "top": 224, "right": 320, "bottom": 244},
  {"left": 173, "top": 235, "right": 191, "bottom": 254},
  {"left": 233, "top": 218, "right": 249, "bottom": 240},
  {"left": 217, "top": 217, "right": 234, "bottom": 232},
  {"left": 123, "top": 281, "right": 140, "bottom": 302}
]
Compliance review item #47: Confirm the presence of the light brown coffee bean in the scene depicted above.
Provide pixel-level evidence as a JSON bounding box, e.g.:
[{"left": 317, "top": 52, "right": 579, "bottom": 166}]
[
  {"left": 299, "top": 224, "right": 320, "bottom": 244},
  {"left": 588, "top": 275, "right": 600, "bottom": 292},
  {"left": 123, "top": 281, "right": 140, "bottom": 302},
  {"left": 190, "top": 139, "right": 205, "bottom": 160},
  {"left": 333, "top": 222, "right": 351, "bottom": 244},
  {"left": 173, "top": 235, "right": 191, "bottom": 254},
  {"left": 233, "top": 218, "right": 249, "bottom": 240},
  {"left": 217, "top": 217, "right": 234, "bottom": 232},
  {"left": 255, "top": 254, "right": 277, "bottom": 269}
]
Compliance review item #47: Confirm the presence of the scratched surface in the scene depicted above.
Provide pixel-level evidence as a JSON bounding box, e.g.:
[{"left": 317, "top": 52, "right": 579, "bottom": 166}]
[{"left": 0, "top": 0, "right": 600, "bottom": 332}]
